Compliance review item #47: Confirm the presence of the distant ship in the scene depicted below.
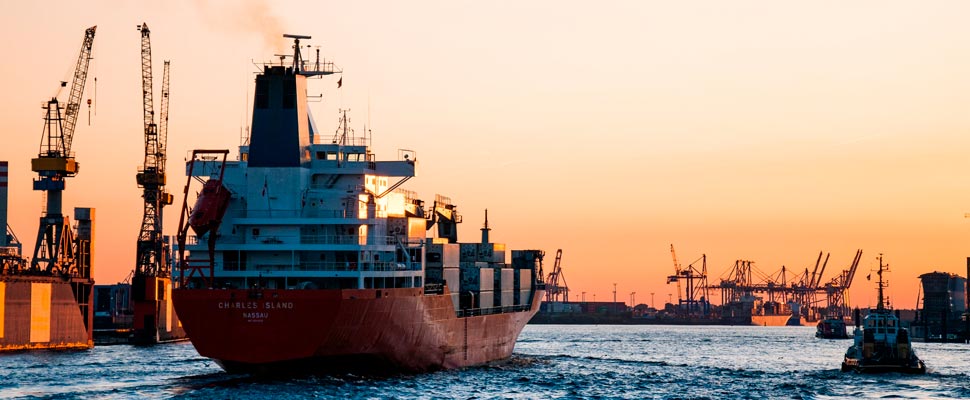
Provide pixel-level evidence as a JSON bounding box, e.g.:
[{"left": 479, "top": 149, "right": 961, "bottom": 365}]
[
  {"left": 841, "top": 255, "right": 925, "bottom": 373},
  {"left": 171, "top": 34, "right": 546, "bottom": 374},
  {"left": 816, "top": 317, "right": 849, "bottom": 339}
]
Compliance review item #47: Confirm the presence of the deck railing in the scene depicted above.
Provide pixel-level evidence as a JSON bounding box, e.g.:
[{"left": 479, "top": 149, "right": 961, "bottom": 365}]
[
  {"left": 217, "top": 261, "right": 420, "bottom": 272},
  {"left": 183, "top": 234, "right": 423, "bottom": 247}
]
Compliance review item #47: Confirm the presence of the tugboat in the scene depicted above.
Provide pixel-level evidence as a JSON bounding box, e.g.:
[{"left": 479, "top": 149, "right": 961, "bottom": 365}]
[
  {"left": 841, "top": 255, "right": 926, "bottom": 373},
  {"left": 816, "top": 317, "right": 849, "bottom": 339}
]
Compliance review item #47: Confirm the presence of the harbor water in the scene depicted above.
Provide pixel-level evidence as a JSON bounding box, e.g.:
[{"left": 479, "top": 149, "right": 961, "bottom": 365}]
[{"left": 2, "top": 325, "right": 969, "bottom": 399}]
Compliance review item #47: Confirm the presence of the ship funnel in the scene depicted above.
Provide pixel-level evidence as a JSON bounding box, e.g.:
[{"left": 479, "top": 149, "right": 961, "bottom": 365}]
[
  {"left": 0, "top": 161, "right": 7, "bottom": 247},
  {"left": 248, "top": 67, "right": 312, "bottom": 167}
]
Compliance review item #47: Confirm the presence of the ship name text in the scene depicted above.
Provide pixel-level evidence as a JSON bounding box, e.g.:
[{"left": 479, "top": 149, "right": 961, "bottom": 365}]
[{"left": 217, "top": 301, "right": 295, "bottom": 310}]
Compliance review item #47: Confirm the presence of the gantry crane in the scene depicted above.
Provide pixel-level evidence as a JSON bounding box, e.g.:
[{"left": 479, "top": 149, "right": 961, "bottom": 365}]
[
  {"left": 544, "top": 249, "right": 569, "bottom": 302},
  {"left": 30, "top": 26, "right": 96, "bottom": 276},
  {"left": 667, "top": 244, "right": 709, "bottom": 317},
  {"left": 132, "top": 23, "right": 177, "bottom": 343},
  {"left": 668, "top": 244, "right": 683, "bottom": 304},
  {"left": 823, "top": 249, "right": 862, "bottom": 318}
]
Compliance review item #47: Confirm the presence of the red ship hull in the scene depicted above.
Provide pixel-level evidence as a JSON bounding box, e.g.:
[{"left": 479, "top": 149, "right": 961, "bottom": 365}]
[{"left": 173, "top": 287, "right": 543, "bottom": 373}]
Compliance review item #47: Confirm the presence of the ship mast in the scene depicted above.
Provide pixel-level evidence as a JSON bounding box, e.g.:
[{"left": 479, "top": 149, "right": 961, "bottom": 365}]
[{"left": 876, "top": 254, "right": 889, "bottom": 311}]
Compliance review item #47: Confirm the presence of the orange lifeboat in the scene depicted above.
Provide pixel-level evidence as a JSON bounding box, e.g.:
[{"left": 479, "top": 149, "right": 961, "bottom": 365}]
[{"left": 189, "top": 180, "right": 230, "bottom": 237}]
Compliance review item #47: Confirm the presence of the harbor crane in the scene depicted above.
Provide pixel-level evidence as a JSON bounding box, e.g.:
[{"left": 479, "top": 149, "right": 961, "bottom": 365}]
[
  {"left": 132, "top": 23, "right": 176, "bottom": 343},
  {"left": 705, "top": 250, "right": 862, "bottom": 322},
  {"left": 667, "top": 245, "right": 709, "bottom": 317},
  {"left": 544, "top": 249, "right": 569, "bottom": 302},
  {"left": 30, "top": 26, "right": 96, "bottom": 276},
  {"left": 823, "top": 249, "right": 862, "bottom": 318},
  {"left": 668, "top": 244, "right": 682, "bottom": 303}
]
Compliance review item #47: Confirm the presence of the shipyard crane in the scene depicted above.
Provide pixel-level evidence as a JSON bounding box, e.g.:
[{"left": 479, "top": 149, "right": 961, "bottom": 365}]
[
  {"left": 30, "top": 26, "right": 96, "bottom": 275},
  {"left": 132, "top": 23, "right": 176, "bottom": 343},
  {"left": 667, "top": 245, "right": 710, "bottom": 317},
  {"left": 668, "top": 244, "right": 683, "bottom": 303},
  {"left": 544, "top": 249, "right": 569, "bottom": 302},
  {"left": 135, "top": 23, "right": 172, "bottom": 279},
  {"left": 823, "top": 249, "right": 863, "bottom": 318}
]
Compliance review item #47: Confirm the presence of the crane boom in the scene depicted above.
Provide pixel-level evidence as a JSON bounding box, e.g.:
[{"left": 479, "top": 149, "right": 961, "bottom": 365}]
[
  {"left": 813, "top": 253, "right": 830, "bottom": 288},
  {"left": 668, "top": 244, "right": 683, "bottom": 303},
  {"left": 140, "top": 24, "right": 154, "bottom": 134},
  {"left": 159, "top": 60, "right": 169, "bottom": 173},
  {"left": 60, "top": 26, "right": 96, "bottom": 156}
]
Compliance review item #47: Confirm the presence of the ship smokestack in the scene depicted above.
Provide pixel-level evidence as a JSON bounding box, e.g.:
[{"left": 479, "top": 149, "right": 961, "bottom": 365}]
[
  {"left": 248, "top": 67, "right": 311, "bottom": 167},
  {"left": 480, "top": 209, "right": 490, "bottom": 244},
  {"left": 0, "top": 161, "right": 8, "bottom": 247}
]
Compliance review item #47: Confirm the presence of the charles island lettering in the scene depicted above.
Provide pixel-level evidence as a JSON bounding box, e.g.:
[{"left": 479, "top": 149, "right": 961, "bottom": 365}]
[{"left": 217, "top": 301, "right": 294, "bottom": 310}]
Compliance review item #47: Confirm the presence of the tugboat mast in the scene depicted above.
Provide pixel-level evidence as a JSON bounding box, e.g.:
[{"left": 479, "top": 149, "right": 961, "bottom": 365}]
[{"left": 876, "top": 254, "right": 888, "bottom": 311}]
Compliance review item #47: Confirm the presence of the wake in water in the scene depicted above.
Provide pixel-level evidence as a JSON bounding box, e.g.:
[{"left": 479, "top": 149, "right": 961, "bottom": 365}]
[{"left": 2, "top": 326, "right": 970, "bottom": 399}]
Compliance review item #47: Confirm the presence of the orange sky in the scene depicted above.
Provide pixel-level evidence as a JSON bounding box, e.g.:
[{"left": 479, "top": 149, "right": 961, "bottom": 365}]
[{"left": 2, "top": 1, "right": 969, "bottom": 310}]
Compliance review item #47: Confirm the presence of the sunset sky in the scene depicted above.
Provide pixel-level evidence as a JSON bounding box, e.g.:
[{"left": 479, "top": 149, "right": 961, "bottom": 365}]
[{"left": 2, "top": 1, "right": 969, "bottom": 310}]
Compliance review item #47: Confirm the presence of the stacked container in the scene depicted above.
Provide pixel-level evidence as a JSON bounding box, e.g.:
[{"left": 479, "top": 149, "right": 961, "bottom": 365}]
[
  {"left": 425, "top": 240, "right": 462, "bottom": 310},
  {"left": 511, "top": 250, "right": 540, "bottom": 306}
]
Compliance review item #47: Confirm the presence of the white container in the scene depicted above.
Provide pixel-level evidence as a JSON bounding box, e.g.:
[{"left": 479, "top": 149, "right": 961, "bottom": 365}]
[
  {"left": 501, "top": 290, "right": 514, "bottom": 307},
  {"left": 442, "top": 243, "right": 460, "bottom": 268},
  {"left": 479, "top": 268, "right": 494, "bottom": 292},
  {"left": 518, "top": 269, "right": 532, "bottom": 289},
  {"left": 501, "top": 268, "right": 514, "bottom": 291},
  {"left": 444, "top": 267, "right": 460, "bottom": 293},
  {"left": 479, "top": 290, "right": 494, "bottom": 309}
]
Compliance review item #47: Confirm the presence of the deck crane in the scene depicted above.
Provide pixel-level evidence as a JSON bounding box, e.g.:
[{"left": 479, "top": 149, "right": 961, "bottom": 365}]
[
  {"left": 132, "top": 23, "right": 176, "bottom": 343},
  {"left": 30, "top": 26, "right": 96, "bottom": 276},
  {"left": 544, "top": 249, "right": 569, "bottom": 302}
]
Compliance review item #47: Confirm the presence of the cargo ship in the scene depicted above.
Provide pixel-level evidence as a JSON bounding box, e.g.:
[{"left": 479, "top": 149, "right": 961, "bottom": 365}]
[{"left": 171, "top": 34, "right": 546, "bottom": 374}]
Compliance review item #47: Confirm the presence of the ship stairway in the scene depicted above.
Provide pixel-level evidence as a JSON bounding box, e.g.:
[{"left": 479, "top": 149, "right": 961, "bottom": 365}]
[
  {"left": 376, "top": 176, "right": 411, "bottom": 198},
  {"left": 323, "top": 174, "right": 341, "bottom": 189}
]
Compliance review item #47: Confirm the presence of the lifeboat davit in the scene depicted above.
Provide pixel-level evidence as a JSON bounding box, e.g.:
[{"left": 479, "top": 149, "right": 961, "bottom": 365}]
[{"left": 189, "top": 180, "right": 231, "bottom": 237}]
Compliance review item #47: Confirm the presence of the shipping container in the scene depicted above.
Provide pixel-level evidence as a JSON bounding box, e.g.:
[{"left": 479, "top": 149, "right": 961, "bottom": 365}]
[
  {"left": 442, "top": 244, "right": 460, "bottom": 268},
  {"left": 479, "top": 290, "right": 494, "bottom": 309},
  {"left": 459, "top": 264, "right": 493, "bottom": 292},
  {"left": 459, "top": 243, "right": 478, "bottom": 262},
  {"left": 500, "top": 268, "right": 514, "bottom": 292},
  {"left": 500, "top": 290, "right": 514, "bottom": 308},
  {"left": 443, "top": 268, "right": 460, "bottom": 293},
  {"left": 514, "top": 269, "right": 532, "bottom": 290},
  {"left": 425, "top": 264, "right": 443, "bottom": 283},
  {"left": 511, "top": 249, "right": 543, "bottom": 269}
]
